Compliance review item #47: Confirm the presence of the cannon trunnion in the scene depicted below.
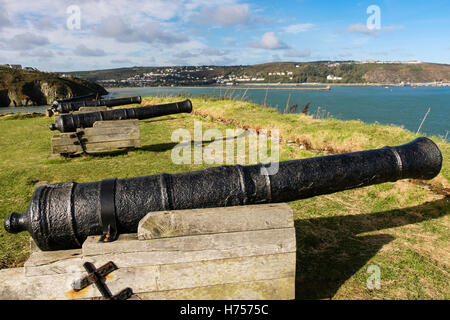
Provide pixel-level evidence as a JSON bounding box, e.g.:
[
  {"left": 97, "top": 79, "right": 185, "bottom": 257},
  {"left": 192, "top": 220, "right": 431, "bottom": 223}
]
[{"left": 4, "top": 138, "right": 442, "bottom": 251}]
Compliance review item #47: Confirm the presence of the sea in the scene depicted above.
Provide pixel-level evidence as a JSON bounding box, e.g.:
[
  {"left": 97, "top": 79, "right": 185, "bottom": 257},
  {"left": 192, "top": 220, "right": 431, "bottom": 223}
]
[{"left": 1, "top": 85, "right": 449, "bottom": 140}]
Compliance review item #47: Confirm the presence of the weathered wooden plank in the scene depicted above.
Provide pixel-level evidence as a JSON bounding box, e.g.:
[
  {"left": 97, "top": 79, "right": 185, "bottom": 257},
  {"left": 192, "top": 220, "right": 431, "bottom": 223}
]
[
  {"left": 82, "top": 126, "right": 139, "bottom": 136},
  {"left": 51, "top": 119, "right": 141, "bottom": 154},
  {"left": 51, "top": 143, "right": 83, "bottom": 154},
  {"left": 51, "top": 135, "right": 79, "bottom": 147},
  {"left": 79, "top": 133, "right": 140, "bottom": 144},
  {"left": 51, "top": 131, "right": 139, "bottom": 146},
  {"left": 138, "top": 203, "right": 294, "bottom": 240},
  {"left": 1, "top": 258, "right": 295, "bottom": 300},
  {"left": 157, "top": 252, "right": 296, "bottom": 291},
  {"left": 84, "top": 140, "right": 140, "bottom": 152},
  {"left": 51, "top": 133, "right": 74, "bottom": 141},
  {"left": 52, "top": 132, "right": 141, "bottom": 153},
  {"left": 1, "top": 252, "right": 294, "bottom": 299},
  {"left": 0, "top": 265, "right": 159, "bottom": 300},
  {"left": 82, "top": 228, "right": 296, "bottom": 269},
  {"left": 137, "top": 277, "right": 295, "bottom": 300},
  {"left": 24, "top": 249, "right": 83, "bottom": 276},
  {"left": 93, "top": 119, "right": 139, "bottom": 128}
]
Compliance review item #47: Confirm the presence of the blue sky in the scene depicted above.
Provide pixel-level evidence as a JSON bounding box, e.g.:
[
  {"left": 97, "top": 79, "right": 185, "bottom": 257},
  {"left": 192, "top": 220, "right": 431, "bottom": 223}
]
[{"left": 0, "top": 0, "right": 448, "bottom": 71}]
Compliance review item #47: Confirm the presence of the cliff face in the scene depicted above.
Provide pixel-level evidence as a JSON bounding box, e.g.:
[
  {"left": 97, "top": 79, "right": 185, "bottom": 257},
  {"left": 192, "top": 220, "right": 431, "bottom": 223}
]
[
  {"left": 0, "top": 89, "right": 10, "bottom": 107},
  {"left": 0, "top": 68, "right": 108, "bottom": 107}
]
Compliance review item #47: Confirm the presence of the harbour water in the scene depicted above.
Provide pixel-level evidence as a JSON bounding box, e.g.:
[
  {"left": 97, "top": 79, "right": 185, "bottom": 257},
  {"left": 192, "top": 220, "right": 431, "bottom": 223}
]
[
  {"left": 1, "top": 86, "right": 448, "bottom": 139},
  {"left": 108, "top": 86, "right": 450, "bottom": 139}
]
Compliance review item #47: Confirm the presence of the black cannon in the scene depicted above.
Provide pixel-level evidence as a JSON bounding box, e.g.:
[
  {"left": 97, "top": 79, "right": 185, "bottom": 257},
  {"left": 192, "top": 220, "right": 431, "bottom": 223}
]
[
  {"left": 53, "top": 96, "right": 142, "bottom": 114},
  {"left": 4, "top": 138, "right": 442, "bottom": 251},
  {"left": 52, "top": 93, "right": 100, "bottom": 107},
  {"left": 49, "top": 99, "right": 193, "bottom": 132}
]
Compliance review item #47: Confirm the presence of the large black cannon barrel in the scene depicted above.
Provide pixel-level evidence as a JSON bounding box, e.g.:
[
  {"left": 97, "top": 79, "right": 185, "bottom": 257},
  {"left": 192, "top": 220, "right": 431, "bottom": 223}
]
[
  {"left": 49, "top": 99, "right": 193, "bottom": 132},
  {"left": 4, "top": 138, "right": 442, "bottom": 251},
  {"left": 53, "top": 96, "right": 142, "bottom": 114}
]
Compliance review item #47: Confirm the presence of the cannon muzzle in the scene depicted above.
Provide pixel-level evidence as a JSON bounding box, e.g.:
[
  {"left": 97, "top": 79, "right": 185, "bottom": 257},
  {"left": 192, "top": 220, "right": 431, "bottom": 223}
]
[
  {"left": 4, "top": 137, "right": 442, "bottom": 251},
  {"left": 49, "top": 99, "right": 193, "bottom": 132},
  {"left": 53, "top": 96, "right": 142, "bottom": 113}
]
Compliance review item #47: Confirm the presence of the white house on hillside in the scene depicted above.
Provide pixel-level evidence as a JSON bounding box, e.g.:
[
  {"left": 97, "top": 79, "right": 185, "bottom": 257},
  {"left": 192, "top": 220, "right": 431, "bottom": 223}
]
[{"left": 327, "top": 75, "right": 343, "bottom": 81}]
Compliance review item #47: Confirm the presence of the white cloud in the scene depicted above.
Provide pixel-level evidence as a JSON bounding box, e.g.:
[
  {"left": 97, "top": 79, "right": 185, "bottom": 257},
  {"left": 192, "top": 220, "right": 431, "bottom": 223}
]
[
  {"left": 74, "top": 44, "right": 107, "bottom": 57},
  {"left": 111, "top": 58, "right": 134, "bottom": 64},
  {"left": 173, "top": 51, "right": 199, "bottom": 59},
  {"left": 1, "top": 0, "right": 183, "bottom": 25},
  {"left": 248, "top": 32, "right": 288, "bottom": 50},
  {"left": 20, "top": 49, "right": 54, "bottom": 59},
  {"left": 210, "top": 56, "right": 235, "bottom": 65},
  {"left": 284, "top": 49, "right": 311, "bottom": 58},
  {"left": 0, "top": 0, "right": 277, "bottom": 70},
  {"left": 200, "top": 47, "right": 229, "bottom": 56},
  {"left": 171, "top": 47, "right": 232, "bottom": 64},
  {"left": 7, "top": 33, "right": 50, "bottom": 50},
  {"left": 337, "top": 52, "right": 353, "bottom": 59},
  {"left": 96, "top": 16, "right": 187, "bottom": 45},
  {"left": 345, "top": 23, "right": 404, "bottom": 36},
  {"left": 271, "top": 54, "right": 281, "bottom": 61},
  {"left": 0, "top": 3, "right": 12, "bottom": 30},
  {"left": 33, "top": 17, "right": 56, "bottom": 31},
  {"left": 346, "top": 24, "right": 374, "bottom": 34},
  {"left": 284, "top": 23, "right": 314, "bottom": 34},
  {"left": 194, "top": 4, "right": 250, "bottom": 26},
  {"left": 224, "top": 37, "right": 238, "bottom": 46}
]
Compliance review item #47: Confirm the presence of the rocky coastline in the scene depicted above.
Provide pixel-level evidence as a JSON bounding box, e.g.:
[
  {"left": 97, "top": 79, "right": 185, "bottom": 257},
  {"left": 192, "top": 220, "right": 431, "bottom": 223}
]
[{"left": 0, "top": 68, "right": 108, "bottom": 108}]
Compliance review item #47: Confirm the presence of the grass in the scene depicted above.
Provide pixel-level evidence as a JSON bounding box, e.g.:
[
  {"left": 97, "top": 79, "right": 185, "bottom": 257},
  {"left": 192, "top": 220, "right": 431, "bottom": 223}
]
[{"left": 0, "top": 96, "right": 448, "bottom": 299}]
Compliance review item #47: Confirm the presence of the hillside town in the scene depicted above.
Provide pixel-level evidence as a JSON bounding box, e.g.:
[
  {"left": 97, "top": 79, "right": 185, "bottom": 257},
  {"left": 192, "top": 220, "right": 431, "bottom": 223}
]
[
  {"left": 2, "top": 61, "right": 449, "bottom": 87},
  {"left": 90, "top": 61, "right": 450, "bottom": 87}
]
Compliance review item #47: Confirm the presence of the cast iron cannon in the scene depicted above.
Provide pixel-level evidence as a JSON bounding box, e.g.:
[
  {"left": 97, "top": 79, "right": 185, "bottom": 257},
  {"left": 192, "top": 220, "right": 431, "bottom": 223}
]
[
  {"left": 4, "top": 138, "right": 442, "bottom": 251},
  {"left": 49, "top": 99, "right": 193, "bottom": 132},
  {"left": 53, "top": 96, "right": 142, "bottom": 114},
  {"left": 52, "top": 93, "right": 100, "bottom": 107}
]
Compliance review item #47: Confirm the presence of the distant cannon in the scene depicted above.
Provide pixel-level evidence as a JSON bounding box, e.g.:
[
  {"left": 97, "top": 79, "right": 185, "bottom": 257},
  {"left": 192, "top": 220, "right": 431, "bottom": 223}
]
[
  {"left": 52, "top": 92, "right": 100, "bottom": 107},
  {"left": 49, "top": 99, "right": 193, "bottom": 132},
  {"left": 4, "top": 137, "right": 442, "bottom": 251},
  {"left": 53, "top": 96, "right": 142, "bottom": 114}
]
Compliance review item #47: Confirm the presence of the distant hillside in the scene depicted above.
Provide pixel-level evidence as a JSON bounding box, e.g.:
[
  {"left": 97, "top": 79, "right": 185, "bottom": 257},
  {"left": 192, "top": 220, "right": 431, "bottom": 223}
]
[
  {"left": 240, "top": 61, "right": 450, "bottom": 83},
  {"left": 0, "top": 67, "right": 108, "bottom": 107},
  {"left": 66, "top": 61, "right": 450, "bottom": 86},
  {"left": 68, "top": 66, "right": 242, "bottom": 86}
]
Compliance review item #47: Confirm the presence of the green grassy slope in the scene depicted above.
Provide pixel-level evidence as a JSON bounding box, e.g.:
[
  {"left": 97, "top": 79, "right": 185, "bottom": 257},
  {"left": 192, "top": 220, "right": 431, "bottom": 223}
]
[{"left": 0, "top": 97, "right": 448, "bottom": 299}]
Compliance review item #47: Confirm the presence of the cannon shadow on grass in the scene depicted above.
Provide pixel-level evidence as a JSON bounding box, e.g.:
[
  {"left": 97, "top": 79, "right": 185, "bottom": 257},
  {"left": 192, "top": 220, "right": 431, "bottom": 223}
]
[
  {"left": 141, "top": 116, "right": 185, "bottom": 123},
  {"left": 294, "top": 197, "right": 449, "bottom": 299},
  {"left": 62, "top": 138, "right": 228, "bottom": 158},
  {"left": 140, "top": 134, "right": 244, "bottom": 153},
  {"left": 73, "top": 129, "right": 251, "bottom": 158},
  {"left": 140, "top": 142, "right": 179, "bottom": 152}
]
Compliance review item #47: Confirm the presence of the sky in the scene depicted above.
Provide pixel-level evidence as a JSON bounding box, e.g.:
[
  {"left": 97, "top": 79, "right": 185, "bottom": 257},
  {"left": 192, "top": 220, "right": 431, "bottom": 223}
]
[{"left": 0, "top": 0, "right": 449, "bottom": 71}]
